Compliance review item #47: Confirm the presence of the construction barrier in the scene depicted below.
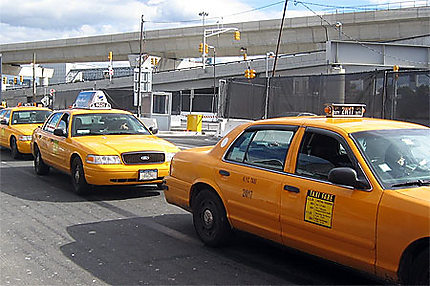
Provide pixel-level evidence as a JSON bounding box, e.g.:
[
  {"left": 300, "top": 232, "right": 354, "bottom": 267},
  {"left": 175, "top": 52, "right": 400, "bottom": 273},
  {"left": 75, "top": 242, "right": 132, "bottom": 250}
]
[{"left": 186, "top": 114, "right": 203, "bottom": 132}]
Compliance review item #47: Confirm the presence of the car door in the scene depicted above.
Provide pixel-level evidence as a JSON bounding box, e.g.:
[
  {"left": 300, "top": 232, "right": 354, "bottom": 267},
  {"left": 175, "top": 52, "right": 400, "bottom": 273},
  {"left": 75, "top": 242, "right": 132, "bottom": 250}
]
[
  {"left": 50, "top": 113, "right": 73, "bottom": 171},
  {"left": 0, "top": 109, "right": 10, "bottom": 146},
  {"left": 280, "top": 127, "right": 382, "bottom": 273},
  {"left": 217, "top": 125, "right": 298, "bottom": 244},
  {"left": 36, "top": 112, "right": 63, "bottom": 165}
]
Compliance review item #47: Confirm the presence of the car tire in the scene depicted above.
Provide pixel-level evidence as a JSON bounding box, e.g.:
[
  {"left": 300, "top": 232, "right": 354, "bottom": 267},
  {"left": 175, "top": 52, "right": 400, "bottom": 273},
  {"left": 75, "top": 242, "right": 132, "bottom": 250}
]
[
  {"left": 71, "top": 157, "right": 91, "bottom": 195},
  {"left": 156, "top": 183, "right": 164, "bottom": 190},
  {"left": 192, "top": 189, "right": 232, "bottom": 247},
  {"left": 409, "top": 248, "right": 429, "bottom": 285},
  {"left": 10, "top": 137, "right": 21, "bottom": 159},
  {"left": 34, "top": 146, "right": 49, "bottom": 175}
]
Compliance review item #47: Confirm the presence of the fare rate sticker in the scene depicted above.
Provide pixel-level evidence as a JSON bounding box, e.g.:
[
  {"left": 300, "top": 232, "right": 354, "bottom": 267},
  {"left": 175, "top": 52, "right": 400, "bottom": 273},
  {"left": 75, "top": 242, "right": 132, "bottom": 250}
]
[{"left": 304, "top": 190, "right": 335, "bottom": 228}]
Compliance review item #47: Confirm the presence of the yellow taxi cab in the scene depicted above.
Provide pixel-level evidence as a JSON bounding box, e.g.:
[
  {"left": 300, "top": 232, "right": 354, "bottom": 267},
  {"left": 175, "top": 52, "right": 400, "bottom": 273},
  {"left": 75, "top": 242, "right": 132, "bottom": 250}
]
[
  {"left": 164, "top": 104, "right": 430, "bottom": 285},
  {"left": 31, "top": 90, "right": 180, "bottom": 194},
  {"left": 0, "top": 105, "right": 51, "bottom": 158}
]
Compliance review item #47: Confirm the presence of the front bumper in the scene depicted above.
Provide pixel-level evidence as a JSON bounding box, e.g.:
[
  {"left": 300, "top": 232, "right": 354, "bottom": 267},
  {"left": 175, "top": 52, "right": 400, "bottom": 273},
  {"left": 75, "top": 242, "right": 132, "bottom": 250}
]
[
  {"left": 84, "top": 162, "right": 170, "bottom": 186},
  {"left": 17, "top": 140, "right": 32, "bottom": 154}
]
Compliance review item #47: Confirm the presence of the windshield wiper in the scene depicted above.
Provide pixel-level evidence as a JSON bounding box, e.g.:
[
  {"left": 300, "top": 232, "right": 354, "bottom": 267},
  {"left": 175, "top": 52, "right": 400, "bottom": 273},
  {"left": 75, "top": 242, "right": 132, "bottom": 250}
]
[{"left": 391, "top": 180, "right": 430, "bottom": 188}]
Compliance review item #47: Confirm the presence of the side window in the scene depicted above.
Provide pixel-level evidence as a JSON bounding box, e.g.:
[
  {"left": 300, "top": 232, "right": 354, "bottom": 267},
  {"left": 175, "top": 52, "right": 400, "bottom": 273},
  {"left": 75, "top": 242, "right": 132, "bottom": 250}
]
[
  {"left": 2, "top": 110, "right": 11, "bottom": 124},
  {"left": 296, "top": 132, "right": 354, "bottom": 181},
  {"left": 225, "top": 129, "right": 295, "bottom": 171},
  {"left": 57, "top": 113, "right": 69, "bottom": 135},
  {"left": 43, "top": 113, "right": 62, "bottom": 133},
  {"left": 244, "top": 130, "right": 294, "bottom": 171},
  {"left": 225, "top": 131, "right": 253, "bottom": 162}
]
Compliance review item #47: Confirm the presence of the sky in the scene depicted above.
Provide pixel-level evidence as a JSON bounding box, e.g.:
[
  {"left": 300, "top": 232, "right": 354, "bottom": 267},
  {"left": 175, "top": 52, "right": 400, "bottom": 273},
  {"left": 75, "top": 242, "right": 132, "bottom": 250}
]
[{"left": 0, "top": 0, "right": 426, "bottom": 45}]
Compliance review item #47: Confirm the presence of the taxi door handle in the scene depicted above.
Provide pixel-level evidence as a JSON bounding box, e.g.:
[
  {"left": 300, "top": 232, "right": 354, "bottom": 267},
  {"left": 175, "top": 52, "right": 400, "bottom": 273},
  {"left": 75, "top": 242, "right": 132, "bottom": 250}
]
[
  {"left": 284, "top": 185, "right": 300, "bottom": 193},
  {"left": 219, "top": 170, "right": 230, "bottom": 176}
]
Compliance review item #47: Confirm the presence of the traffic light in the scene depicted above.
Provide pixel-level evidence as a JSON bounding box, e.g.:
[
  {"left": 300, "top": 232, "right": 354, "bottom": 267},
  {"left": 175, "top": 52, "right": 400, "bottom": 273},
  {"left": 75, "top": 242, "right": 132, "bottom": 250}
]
[
  {"left": 234, "top": 31, "right": 240, "bottom": 41},
  {"left": 108, "top": 51, "right": 113, "bottom": 61},
  {"left": 199, "top": 43, "right": 203, "bottom": 53},
  {"left": 19, "top": 75, "right": 23, "bottom": 83},
  {"left": 13, "top": 77, "right": 17, "bottom": 84},
  {"left": 393, "top": 65, "right": 399, "bottom": 72},
  {"left": 151, "top": 57, "right": 159, "bottom": 66},
  {"left": 244, "top": 69, "right": 256, "bottom": 79},
  {"left": 205, "top": 44, "right": 209, "bottom": 54},
  {"left": 243, "top": 53, "right": 247, "bottom": 61},
  {"left": 2, "top": 77, "right": 6, "bottom": 84}
]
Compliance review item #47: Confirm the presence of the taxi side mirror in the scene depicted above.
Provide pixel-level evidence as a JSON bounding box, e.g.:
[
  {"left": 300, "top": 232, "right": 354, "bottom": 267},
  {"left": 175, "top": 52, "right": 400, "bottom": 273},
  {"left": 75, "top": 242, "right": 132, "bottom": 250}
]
[
  {"left": 0, "top": 119, "right": 7, "bottom": 125},
  {"left": 328, "top": 167, "right": 370, "bottom": 190},
  {"left": 53, "top": 128, "right": 66, "bottom": 137},
  {"left": 149, "top": 126, "right": 158, "bottom": 135}
]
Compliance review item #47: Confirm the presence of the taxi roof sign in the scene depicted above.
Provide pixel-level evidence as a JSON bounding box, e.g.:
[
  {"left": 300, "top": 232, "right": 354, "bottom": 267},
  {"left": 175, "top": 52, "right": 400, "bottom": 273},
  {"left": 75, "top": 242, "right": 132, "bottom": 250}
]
[
  {"left": 72, "top": 90, "right": 112, "bottom": 109},
  {"left": 324, "top": 103, "right": 366, "bottom": 118}
]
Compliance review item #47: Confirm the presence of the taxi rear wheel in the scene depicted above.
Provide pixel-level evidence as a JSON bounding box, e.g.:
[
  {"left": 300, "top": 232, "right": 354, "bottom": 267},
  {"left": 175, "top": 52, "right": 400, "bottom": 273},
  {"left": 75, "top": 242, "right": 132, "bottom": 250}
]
[
  {"left": 409, "top": 248, "right": 429, "bottom": 285},
  {"left": 71, "top": 157, "right": 91, "bottom": 195},
  {"left": 34, "top": 146, "right": 49, "bottom": 175},
  {"left": 10, "top": 137, "right": 21, "bottom": 159},
  {"left": 192, "top": 189, "right": 232, "bottom": 247}
]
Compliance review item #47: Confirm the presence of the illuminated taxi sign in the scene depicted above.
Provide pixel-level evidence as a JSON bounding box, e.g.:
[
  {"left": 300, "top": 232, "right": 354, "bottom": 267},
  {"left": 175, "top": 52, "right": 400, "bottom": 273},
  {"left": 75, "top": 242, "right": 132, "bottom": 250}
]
[
  {"left": 324, "top": 103, "right": 366, "bottom": 118},
  {"left": 72, "top": 90, "right": 112, "bottom": 109}
]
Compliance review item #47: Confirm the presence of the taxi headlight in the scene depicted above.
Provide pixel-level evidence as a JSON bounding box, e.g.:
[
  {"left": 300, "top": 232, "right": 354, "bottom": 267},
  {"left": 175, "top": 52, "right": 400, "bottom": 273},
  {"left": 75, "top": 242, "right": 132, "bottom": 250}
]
[
  {"left": 18, "top": 135, "right": 32, "bottom": 141},
  {"left": 86, "top": 155, "right": 121, "bottom": 165},
  {"left": 165, "top": 152, "right": 176, "bottom": 162}
]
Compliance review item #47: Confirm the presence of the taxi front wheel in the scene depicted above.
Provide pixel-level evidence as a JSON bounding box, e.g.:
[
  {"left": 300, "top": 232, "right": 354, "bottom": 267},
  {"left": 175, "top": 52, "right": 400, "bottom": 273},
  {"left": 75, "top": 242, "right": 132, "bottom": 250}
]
[
  {"left": 71, "top": 157, "right": 91, "bottom": 195},
  {"left": 10, "top": 137, "right": 21, "bottom": 159},
  {"left": 34, "top": 146, "right": 49, "bottom": 175},
  {"left": 192, "top": 189, "right": 232, "bottom": 247}
]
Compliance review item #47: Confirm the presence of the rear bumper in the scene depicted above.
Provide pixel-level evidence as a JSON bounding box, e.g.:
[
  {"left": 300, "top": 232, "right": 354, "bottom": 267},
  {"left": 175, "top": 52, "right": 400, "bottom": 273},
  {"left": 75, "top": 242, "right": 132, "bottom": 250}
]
[
  {"left": 84, "top": 163, "right": 170, "bottom": 186},
  {"left": 164, "top": 176, "right": 192, "bottom": 211}
]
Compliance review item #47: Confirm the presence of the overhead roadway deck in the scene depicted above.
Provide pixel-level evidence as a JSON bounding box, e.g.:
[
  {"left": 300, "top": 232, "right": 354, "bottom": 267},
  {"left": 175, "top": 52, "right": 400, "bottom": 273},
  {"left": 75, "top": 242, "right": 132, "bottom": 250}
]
[{"left": 0, "top": 6, "right": 429, "bottom": 65}]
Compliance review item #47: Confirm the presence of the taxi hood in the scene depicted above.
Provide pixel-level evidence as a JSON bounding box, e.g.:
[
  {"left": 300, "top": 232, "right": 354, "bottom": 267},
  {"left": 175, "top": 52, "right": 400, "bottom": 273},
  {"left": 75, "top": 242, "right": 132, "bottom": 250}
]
[
  {"left": 74, "top": 135, "right": 179, "bottom": 154},
  {"left": 11, "top": 124, "right": 41, "bottom": 135},
  {"left": 395, "top": 186, "right": 430, "bottom": 203}
]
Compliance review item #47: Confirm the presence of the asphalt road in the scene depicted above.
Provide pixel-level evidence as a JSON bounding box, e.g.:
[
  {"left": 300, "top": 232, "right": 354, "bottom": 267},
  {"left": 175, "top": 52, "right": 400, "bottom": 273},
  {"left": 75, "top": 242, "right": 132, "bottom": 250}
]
[{"left": 0, "top": 135, "right": 381, "bottom": 285}]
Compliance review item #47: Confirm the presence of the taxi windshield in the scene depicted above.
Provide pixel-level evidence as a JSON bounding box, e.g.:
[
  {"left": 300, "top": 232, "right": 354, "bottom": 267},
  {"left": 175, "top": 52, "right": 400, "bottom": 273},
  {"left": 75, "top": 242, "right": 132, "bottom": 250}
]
[
  {"left": 71, "top": 113, "right": 151, "bottom": 137},
  {"left": 351, "top": 129, "right": 430, "bottom": 189},
  {"left": 11, "top": 110, "right": 51, "bottom": 125}
]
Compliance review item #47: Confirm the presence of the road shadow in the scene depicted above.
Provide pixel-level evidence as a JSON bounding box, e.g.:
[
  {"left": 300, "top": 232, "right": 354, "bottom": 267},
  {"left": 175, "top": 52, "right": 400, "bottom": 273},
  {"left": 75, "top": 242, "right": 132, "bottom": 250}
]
[
  {"left": 61, "top": 214, "right": 381, "bottom": 285},
  {"left": 0, "top": 148, "right": 33, "bottom": 161},
  {"left": 1, "top": 164, "right": 161, "bottom": 203}
]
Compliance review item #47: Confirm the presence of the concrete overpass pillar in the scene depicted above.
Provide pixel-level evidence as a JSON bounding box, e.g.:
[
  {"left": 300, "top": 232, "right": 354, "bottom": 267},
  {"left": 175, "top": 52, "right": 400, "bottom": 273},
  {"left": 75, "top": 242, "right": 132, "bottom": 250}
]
[{"left": 327, "top": 65, "right": 346, "bottom": 103}]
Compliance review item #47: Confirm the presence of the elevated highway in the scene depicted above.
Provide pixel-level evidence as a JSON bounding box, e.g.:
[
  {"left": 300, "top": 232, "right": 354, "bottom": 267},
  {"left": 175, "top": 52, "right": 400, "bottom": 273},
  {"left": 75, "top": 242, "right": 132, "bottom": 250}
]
[{"left": 1, "top": 6, "right": 429, "bottom": 65}]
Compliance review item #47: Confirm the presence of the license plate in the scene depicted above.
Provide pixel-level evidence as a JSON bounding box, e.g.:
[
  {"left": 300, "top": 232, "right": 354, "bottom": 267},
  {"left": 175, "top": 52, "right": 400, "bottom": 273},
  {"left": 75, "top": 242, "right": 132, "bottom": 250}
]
[{"left": 139, "top": 169, "right": 158, "bottom": 181}]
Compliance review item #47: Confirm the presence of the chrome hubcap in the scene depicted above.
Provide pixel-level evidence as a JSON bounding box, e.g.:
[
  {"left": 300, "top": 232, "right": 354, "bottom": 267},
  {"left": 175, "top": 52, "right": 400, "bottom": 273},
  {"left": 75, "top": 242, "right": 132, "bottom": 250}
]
[
  {"left": 203, "top": 209, "right": 214, "bottom": 227},
  {"left": 74, "top": 167, "right": 80, "bottom": 182}
]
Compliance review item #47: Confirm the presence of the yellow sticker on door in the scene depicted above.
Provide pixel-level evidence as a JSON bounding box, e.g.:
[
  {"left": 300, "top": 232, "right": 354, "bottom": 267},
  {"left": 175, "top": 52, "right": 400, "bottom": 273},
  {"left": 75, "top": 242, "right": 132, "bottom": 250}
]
[{"left": 304, "top": 190, "right": 335, "bottom": 228}]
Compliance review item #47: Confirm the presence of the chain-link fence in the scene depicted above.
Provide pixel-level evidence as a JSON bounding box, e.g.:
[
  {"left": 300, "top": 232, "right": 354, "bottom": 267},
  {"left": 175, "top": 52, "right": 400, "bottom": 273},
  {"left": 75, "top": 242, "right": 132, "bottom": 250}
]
[{"left": 222, "top": 70, "right": 429, "bottom": 126}]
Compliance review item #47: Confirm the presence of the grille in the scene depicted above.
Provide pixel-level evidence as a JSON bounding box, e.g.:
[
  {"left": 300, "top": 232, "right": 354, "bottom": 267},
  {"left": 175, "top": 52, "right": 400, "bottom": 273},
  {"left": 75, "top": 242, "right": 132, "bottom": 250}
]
[{"left": 122, "top": 152, "right": 165, "bottom": 165}]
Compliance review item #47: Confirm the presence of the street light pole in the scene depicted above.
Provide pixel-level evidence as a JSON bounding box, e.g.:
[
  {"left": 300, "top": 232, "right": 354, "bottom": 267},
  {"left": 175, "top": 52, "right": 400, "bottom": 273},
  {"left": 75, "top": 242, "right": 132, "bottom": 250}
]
[
  {"left": 137, "top": 14, "right": 144, "bottom": 117},
  {"left": 213, "top": 47, "right": 216, "bottom": 114},
  {"left": 199, "top": 11, "right": 208, "bottom": 69},
  {"left": 32, "top": 53, "right": 36, "bottom": 103}
]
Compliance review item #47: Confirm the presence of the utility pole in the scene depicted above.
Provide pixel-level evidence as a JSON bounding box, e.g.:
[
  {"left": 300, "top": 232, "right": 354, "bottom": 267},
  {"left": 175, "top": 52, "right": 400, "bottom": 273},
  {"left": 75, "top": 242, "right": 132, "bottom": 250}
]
[
  {"left": 137, "top": 14, "right": 144, "bottom": 117},
  {"left": 272, "top": 0, "right": 288, "bottom": 77}
]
